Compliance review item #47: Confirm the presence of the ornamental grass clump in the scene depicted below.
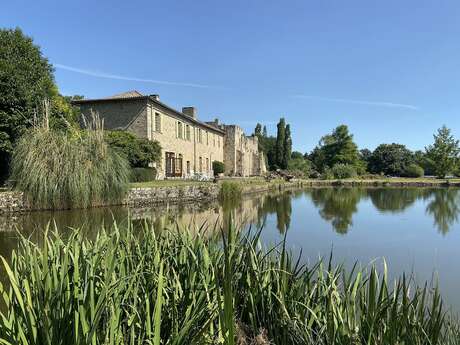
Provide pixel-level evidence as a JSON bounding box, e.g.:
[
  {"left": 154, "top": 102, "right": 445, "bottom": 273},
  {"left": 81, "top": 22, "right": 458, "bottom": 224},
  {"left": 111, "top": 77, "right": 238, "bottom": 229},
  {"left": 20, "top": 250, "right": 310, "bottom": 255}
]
[
  {"left": 0, "top": 220, "right": 459, "bottom": 344},
  {"left": 10, "top": 107, "right": 130, "bottom": 209}
]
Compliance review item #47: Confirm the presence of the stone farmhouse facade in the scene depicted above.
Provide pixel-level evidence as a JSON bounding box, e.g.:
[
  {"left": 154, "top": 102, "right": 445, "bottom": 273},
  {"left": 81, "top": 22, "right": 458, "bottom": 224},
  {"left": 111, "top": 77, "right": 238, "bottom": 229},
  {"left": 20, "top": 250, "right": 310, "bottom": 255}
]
[{"left": 73, "top": 91, "right": 266, "bottom": 179}]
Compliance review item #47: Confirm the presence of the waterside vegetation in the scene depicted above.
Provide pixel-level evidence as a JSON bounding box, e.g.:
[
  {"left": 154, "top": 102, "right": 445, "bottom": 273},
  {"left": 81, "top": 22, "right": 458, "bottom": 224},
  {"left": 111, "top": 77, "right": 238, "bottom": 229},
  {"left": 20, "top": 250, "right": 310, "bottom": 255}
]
[
  {"left": 9, "top": 109, "right": 130, "bottom": 210},
  {"left": 0, "top": 221, "right": 459, "bottom": 344}
]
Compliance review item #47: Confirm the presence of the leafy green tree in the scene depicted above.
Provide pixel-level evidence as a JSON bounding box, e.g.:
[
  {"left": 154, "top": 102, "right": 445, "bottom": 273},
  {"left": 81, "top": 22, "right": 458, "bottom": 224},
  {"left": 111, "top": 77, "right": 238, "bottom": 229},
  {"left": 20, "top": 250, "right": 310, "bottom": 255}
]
[
  {"left": 369, "top": 143, "right": 414, "bottom": 176},
  {"left": 425, "top": 126, "right": 460, "bottom": 178},
  {"left": 0, "top": 28, "right": 57, "bottom": 182},
  {"left": 309, "top": 125, "right": 363, "bottom": 173},
  {"left": 105, "top": 131, "right": 161, "bottom": 168},
  {"left": 282, "top": 124, "right": 292, "bottom": 169},
  {"left": 0, "top": 28, "right": 76, "bottom": 183},
  {"left": 275, "top": 118, "right": 286, "bottom": 168}
]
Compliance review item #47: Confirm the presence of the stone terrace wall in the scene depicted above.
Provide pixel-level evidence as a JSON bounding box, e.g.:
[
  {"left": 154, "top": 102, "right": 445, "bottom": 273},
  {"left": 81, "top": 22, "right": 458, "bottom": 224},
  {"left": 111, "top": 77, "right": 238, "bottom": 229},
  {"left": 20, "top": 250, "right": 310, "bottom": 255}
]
[
  {"left": 0, "top": 185, "right": 220, "bottom": 214},
  {"left": 127, "top": 184, "right": 219, "bottom": 207},
  {"left": 0, "top": 192, "right": 28, "bottom": 213}
]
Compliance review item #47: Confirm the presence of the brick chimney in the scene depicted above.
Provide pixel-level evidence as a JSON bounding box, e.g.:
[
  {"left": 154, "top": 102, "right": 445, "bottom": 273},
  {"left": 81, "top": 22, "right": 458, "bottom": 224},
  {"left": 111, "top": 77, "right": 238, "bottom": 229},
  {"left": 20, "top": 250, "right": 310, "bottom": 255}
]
[{"left": 182, "top": 107, "right": 197, "bottom": 119}]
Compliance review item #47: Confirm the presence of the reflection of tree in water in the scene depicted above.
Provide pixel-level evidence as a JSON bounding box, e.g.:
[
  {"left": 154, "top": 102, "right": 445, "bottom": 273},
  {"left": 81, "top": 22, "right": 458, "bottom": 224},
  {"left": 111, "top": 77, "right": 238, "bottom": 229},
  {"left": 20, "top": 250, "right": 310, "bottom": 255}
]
[
  {"left": 368, "top": 188, "right": 425, "bottom": 213},
  {"left": 425, "top": 189, "right": 460, "bottom": 235},
  {"left": 309, "top": 188, "right": 365, "bottom": 234},
  {"left": 253, "top": 191, "right": 296, "bottom": 234}
]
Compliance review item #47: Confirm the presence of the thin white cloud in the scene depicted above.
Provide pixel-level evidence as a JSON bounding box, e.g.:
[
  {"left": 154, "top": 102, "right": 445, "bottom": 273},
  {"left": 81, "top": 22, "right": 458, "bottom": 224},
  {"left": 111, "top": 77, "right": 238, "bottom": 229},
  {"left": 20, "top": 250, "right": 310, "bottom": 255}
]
[
  {"left": 292, "top": 95, "right": 419, "bottom": 110},
  {"left": 55, "top": 63, "right": 212, "bottom": 89}
]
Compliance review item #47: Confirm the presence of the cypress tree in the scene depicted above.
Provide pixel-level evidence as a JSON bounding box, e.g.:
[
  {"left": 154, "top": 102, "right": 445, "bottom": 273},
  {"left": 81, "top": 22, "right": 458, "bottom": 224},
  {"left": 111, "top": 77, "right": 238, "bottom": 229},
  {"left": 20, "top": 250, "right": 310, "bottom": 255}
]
[
  {"left": 283, "top": 124, "right": 292, "bottom": 169},
  {"left": 275, "top": 118, "right": 286, "bottom": 169},
  {"left": 254, "top": 123, "right": 262, "bottom": 136},
  {"left": 262, "top": 125, "right": 267, "bottom": 138}
]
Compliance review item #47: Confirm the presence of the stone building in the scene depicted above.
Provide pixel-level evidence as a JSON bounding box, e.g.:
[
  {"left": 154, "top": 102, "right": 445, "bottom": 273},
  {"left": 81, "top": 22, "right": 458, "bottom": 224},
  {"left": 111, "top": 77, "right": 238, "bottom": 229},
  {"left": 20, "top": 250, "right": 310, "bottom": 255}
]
[{"left": 73, "top": 91, "right": 266, "bottom": 178}]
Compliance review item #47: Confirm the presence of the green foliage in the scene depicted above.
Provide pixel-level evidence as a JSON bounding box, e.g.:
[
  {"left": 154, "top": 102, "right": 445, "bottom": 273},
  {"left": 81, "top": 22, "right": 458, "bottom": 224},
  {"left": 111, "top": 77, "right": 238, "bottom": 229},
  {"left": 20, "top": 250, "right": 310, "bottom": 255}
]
[
  {"left": 212, "top": 160, "right": 225, "bottom": 175},
  {"left": 403, "top": 163, "right": 424, "bottom": 178},
  {"left": 0, "top": 28, "right": 75, "bottom": 183},
  {"left": 219, "top": 181, "right": 242, "bottom": 201},
  {"left": 283, "top": 124, "right": 292, "bottom": 169},
  {"left": 287, "top": 157, "right": 312, "bottom": 178},
  {"left": 331, "top": 163, "right": 358, "bottom": 179},
  {"left": 425, "top": 126, "right": 460, "bottom": 178},
  {"left": 0, "top": 220, "right": 458, "bottom": 344},
  {"left": 320, "top": 167, "right": 335, "bottom": 180},
  {"left": 10, "top": 115, "right": 130, "bottom": 209},
  {"left": 369, "top": 143, "right": 414, "bottom": 176},
  {"left": 105, "top": 130, "right": 161, "bottom": 168},
  {"left": 291, "top": 151, "right": 304, "bottom": 160},
  {"left": 131, "top": 167, "right": 157, "bottom": 182},
  {"left": 254, "top": 123, "right": 262, "bottom": 136},
  {"left": 254, "top": 120, "right": 289, "bottom": 171},
  {"left": 310, "top": 125, "right": 364, "bottom": 174},
  {"left": 275, "top": 118, "right": 286, "bottom": 169}
]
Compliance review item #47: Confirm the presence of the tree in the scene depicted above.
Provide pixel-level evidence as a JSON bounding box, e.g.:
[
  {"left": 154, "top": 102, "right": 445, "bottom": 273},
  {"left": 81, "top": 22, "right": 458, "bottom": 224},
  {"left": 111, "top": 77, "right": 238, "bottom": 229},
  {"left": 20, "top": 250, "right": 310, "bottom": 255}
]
[
  {"left": 254, "top": 123, "right": 262, "bottom": 136},
  {"left": 262, "top": 125, "right": 267, "bottom": 138},
  {"left": 282, "top": 124, "right": 292, "bottom": 169},
  {"left": 291, "top": 151, "right": 304, "bottom": 160},
  {"left": 105, "top": 131, "right": 161, "bottom": 168},
  {"left": 275, "top": 118, "right": 286, "bottom": 169},
  {"left": 0, "top": 28, "right": 74, "bottom": 183},
  {"left": 425, "top": 126, "right": 460, "bottom": 178},
  {"left": 369, "top": 143, "right": 414, "bottom": 176},
  {"left": 310, "top": 125, "right": 363, "bottom": 173}
]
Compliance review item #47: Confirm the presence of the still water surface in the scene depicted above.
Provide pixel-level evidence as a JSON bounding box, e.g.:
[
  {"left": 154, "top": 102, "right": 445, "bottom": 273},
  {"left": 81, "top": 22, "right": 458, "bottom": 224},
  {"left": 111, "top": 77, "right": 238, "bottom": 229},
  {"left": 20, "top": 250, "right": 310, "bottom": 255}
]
[{"left": 0, "top": 187, "right": 459, "bottom": 311}]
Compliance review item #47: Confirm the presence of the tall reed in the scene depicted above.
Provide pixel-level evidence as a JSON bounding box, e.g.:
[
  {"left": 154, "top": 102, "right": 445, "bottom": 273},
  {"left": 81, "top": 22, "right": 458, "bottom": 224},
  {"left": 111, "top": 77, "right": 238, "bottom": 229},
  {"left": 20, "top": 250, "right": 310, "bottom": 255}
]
[
  {"left": 10, "top": 107, "right": 130, "bottom": 209},
  {"left": 0, "top": 220, "right": 458, "bottom": 344}
]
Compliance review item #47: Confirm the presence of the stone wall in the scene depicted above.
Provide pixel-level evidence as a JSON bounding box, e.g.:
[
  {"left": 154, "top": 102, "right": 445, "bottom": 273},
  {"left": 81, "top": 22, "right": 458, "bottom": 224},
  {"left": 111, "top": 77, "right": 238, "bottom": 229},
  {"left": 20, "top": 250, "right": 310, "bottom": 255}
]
[
  {"left": 0, "top": 185, "right": 220, "bottom": 214},
  {"left": 223, "top": 125, "right": 265, "bottom": 176},
  {"left": 0, "top": 181, "right": 305, "bottom": 214},
  {"left": 127, "top": 184, "right": 220, "bottom": 207},
  {"left": 0, "top": 192, "right": 28, "bottom": 213}
]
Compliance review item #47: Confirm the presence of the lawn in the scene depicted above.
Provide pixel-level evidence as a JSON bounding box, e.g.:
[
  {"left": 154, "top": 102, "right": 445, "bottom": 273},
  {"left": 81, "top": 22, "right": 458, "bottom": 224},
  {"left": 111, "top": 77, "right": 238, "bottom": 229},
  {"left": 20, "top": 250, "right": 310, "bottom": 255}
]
[{"left": 131, "top": 176, "right": 460, "bottom": 189}]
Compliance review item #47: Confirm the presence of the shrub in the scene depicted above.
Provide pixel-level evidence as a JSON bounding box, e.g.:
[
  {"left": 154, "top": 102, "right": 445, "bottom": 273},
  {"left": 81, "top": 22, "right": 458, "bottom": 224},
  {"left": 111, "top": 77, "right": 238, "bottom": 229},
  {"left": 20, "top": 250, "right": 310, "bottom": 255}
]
[
  {"left": 287, "top": 157, "right": 312, "bottom": 178},
  {"left": 331, "top": 163, "right": 357, "bottom": 179},
  {"left": 403, "top": 163, "right": 424, "bottom": 178},
  {"left": 105, "top": 130, "right": 161, "bottom": 168},
  {"left": 131, "top": 167, "right": 157, "bottom": 182},
  {"left": 10, "top": 115, "right": 130, "bottom": 209},
  {"left": 321, "top": 167, "right": 335, "bottom": 180},
  {"left": 212, "top": 160, "right": 225, "bottom": 176},
  {"left": 219, "top": 181, "right": 242, "bottom": 201}
]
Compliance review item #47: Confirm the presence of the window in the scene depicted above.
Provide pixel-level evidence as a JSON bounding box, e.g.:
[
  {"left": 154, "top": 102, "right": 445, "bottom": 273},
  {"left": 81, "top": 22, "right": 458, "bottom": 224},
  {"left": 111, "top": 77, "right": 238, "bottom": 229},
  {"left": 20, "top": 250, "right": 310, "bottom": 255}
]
[
  {"left": 199, "top": 157, "right": 203, "bottom": 173},
  {"left": 186, "top": 161, "right": 190, "bottom": 175},
  {"left": 206, "top": 131, "right": 209, "bottom": 145},
  {"left": 213, "top": 134, "right": 216, "bottom": 147},
  {"left": 150, "top": 111, "right": 155, "bottom": 138},
  {"left": 198, "top": 129, "right": 202, "bottom": 143},
  {"left": 186, "top": 125, "right": 191, "bottom": 141},
  {"left": 155, "top": 113, "right": 161, "bottom": 132},
  {"left": 177, "top": 122, "right": 183, "bottom": 139},
  {"left": 206, "top": 158, "right": 209, "bottom": 172}
]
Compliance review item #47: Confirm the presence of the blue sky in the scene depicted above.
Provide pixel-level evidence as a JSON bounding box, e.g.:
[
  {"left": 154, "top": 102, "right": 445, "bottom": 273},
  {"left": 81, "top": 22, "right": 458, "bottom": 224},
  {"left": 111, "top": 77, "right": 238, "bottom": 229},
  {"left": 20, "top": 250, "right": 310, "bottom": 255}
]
[{"left": 2, "top": 0, "right": 460, "bottom": 153}]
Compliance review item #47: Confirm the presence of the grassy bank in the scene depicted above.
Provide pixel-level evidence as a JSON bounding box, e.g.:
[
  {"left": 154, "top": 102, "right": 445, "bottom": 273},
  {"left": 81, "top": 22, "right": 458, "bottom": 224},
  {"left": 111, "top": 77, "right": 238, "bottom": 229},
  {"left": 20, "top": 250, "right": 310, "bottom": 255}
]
[
  {"left": 0, "top": 221, "right": 459, "bottom": 344},
  {"left": 131, "top": 177, "right": 460, "bottom": 190}
]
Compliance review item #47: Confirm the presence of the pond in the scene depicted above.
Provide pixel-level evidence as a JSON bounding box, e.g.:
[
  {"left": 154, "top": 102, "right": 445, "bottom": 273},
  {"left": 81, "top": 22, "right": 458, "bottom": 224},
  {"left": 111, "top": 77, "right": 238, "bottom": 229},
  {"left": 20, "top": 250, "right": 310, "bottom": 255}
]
[{"left": 0, "top": 187, "right": 459, "bottom": 312}]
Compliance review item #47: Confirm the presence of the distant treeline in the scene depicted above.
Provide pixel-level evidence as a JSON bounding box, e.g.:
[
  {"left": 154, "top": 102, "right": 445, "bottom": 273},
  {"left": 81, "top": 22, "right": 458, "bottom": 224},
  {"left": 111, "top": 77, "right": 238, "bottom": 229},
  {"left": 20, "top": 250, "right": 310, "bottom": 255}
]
[{"left": 255, "top": 122, "right": 460, "bottom": 179}]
